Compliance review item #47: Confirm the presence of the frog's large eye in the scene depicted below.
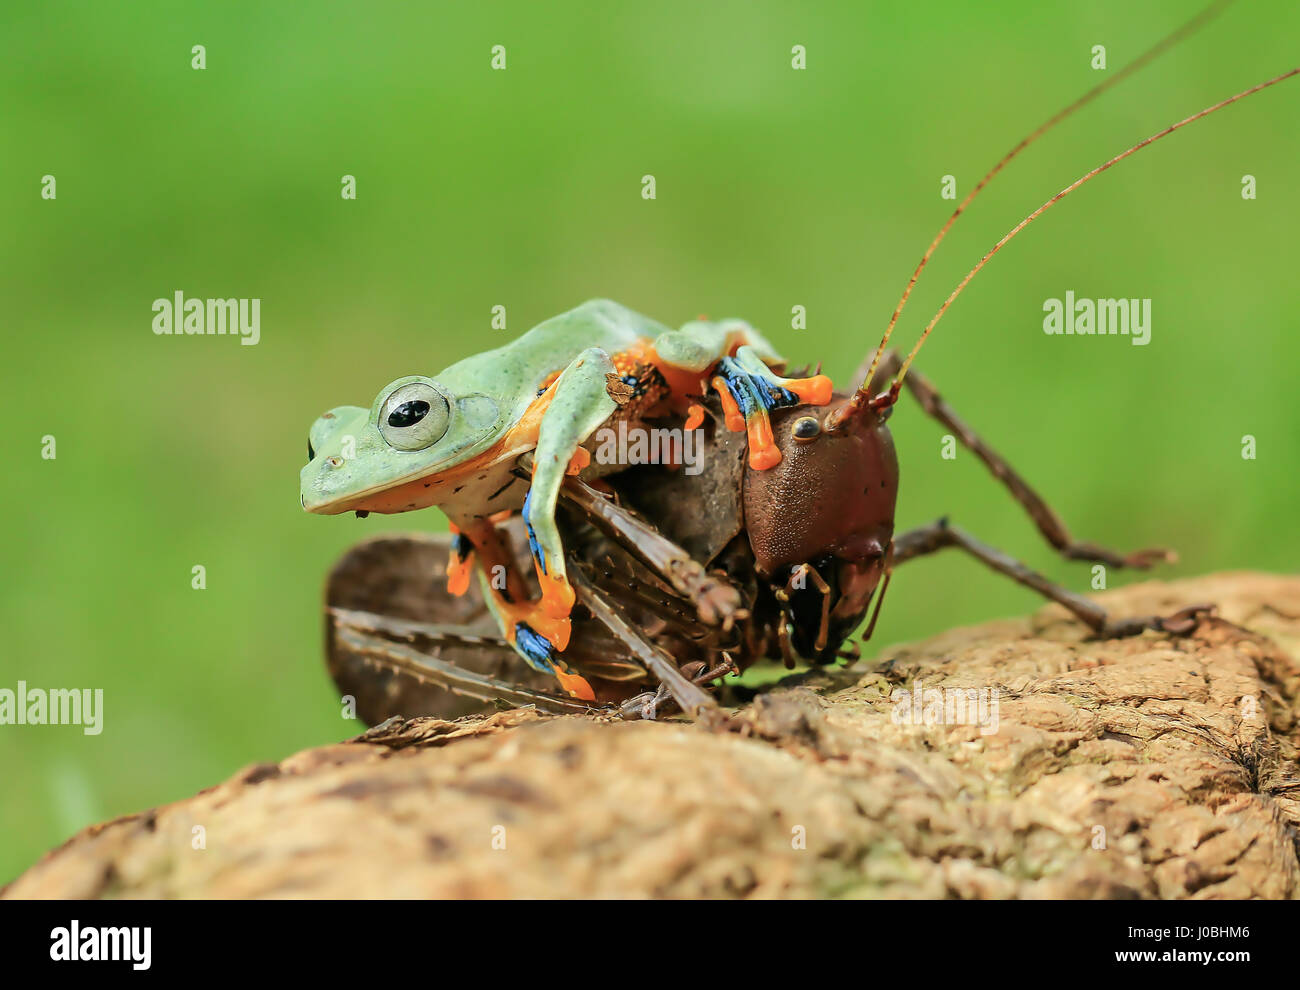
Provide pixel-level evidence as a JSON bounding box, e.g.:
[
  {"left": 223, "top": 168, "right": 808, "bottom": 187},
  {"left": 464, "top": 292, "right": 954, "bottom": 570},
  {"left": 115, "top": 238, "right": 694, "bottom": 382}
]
[{"left": 378, "top": 382, "right": 451, "bottom": 451}]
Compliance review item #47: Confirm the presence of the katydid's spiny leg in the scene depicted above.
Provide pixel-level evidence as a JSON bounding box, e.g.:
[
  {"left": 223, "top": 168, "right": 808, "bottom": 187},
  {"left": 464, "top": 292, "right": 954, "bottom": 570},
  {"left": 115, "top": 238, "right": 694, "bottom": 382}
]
[
  {"left": 865, "top": 348, "right": 1173, "bottom": 571},
  {"left": 621, "top": 656, "right": 738, "bottom": 721},
  {"left": 558, "top": 474, "right": 742, "bottom": 627},
  {"left": 893, "top": 519, "right": 1213, "bottom": 638},
  {"left": 568, "top": 565, "right": 720, "bottom": 719},
  {"left": 332, "top": 618, "right": 600, "bottom": 716}
]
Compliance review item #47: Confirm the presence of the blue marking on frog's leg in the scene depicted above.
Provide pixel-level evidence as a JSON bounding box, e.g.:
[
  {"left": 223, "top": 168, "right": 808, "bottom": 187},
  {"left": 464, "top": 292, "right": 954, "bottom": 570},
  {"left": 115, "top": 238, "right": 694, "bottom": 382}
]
[
  {"left": 475, "top": 575, "right": 596, "bottom": 700},
  {"left": 715, "top": 355, "right": 800, "bottom": 414},
  {"left": 731, "top": 345, "right": 834, "bottom": 406},
  {"left": 521, "top": 489, "right": 545, "bottom": 575},
  {"left": 513, "top": 622, "right": 557, "bottom": 673},
  {"left": 514, "top": 621, "right": 594, "bottom": 700},
  {"left": 444, "top": 526, "right": 478, "bottom": 596},
  {"left": 710, "top": 346, "right": 834, "bottom": 471},
  {"left": 451, "top": 531, "right": 473, "bottom": 561}
]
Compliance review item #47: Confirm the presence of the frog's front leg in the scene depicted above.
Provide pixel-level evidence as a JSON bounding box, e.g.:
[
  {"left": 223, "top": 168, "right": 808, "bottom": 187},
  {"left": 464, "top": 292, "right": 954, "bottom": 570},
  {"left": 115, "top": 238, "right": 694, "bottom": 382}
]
[
  {"left": 448, "top": 513, "right": 595, "bottom": 701},
  {"left": 456, "top": 347, "right": 617, "bottom": 701},
  {"left": 524, "top": 346, "right": 618, "bottom": 617}
]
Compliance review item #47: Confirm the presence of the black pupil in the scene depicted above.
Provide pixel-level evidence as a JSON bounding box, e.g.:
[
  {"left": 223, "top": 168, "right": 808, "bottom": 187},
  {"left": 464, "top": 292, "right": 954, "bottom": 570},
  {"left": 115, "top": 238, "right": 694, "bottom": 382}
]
[
  {"left": 794, "top": 417, "right": 819, "bottom": 438},
  {"left": 388, "top": 399, "right": 430, "bottom": 428}
]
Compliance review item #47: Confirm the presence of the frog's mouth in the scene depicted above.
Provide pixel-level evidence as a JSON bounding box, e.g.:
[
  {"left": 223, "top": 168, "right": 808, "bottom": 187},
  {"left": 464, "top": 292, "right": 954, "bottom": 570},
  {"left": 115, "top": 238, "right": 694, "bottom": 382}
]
[
  {"left": 301, "top": 393, "right": 507, "bottom": 514},
  {"left": 302, "top": 434, "right": 524, "bottom": 515}
]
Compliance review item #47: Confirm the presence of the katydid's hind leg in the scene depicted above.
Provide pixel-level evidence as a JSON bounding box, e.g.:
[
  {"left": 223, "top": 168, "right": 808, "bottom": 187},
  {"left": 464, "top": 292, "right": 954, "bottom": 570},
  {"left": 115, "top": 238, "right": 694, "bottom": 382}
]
[
  {"left": 894, "top": 518, "right": 1214, "bottom": 638},
  {"left": 868, "top": 348, "right": 1174, "bottom": 571},
  {"left": 331, "top": 615, "right": 599, "bottom": 718}
]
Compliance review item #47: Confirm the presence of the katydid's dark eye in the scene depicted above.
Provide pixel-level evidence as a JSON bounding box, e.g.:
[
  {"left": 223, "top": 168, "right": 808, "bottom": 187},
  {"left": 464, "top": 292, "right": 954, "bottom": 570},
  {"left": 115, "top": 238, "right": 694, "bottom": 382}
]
[
  {"left": 791, "top": 416, "right": 821, "bottom": 442},
  {"left": 387, "top": 399, "right": 430, "bottom": 428},
  {"left": 378, "top": 381, "right": 451, "bottom": 451}
]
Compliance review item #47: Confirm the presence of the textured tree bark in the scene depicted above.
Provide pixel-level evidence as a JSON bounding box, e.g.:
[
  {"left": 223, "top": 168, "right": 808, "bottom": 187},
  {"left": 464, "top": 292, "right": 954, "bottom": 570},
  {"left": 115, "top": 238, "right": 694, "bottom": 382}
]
[{"left": 6, "top": 572, "right": 1299, "bottom": 899}]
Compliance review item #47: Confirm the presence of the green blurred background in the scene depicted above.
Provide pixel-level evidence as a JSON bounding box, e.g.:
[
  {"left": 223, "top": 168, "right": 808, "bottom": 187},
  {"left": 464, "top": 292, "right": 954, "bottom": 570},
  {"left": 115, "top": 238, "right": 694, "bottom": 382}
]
[{"left": 2, "top": 0, "right": 1296, "bottom": 883}]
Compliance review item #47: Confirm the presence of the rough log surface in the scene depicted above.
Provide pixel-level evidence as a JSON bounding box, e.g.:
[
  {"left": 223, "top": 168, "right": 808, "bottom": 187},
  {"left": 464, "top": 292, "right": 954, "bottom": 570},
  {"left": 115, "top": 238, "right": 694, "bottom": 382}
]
[{"left": 7, "top": 572, "right": 1299, "bottom": 899}]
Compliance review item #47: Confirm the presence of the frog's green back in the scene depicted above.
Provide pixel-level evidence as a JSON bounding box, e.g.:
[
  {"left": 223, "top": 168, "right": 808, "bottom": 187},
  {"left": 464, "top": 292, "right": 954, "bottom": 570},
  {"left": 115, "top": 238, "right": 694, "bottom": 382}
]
[{"left": 436, "top": 299, "right": 671, "bottom": 422}]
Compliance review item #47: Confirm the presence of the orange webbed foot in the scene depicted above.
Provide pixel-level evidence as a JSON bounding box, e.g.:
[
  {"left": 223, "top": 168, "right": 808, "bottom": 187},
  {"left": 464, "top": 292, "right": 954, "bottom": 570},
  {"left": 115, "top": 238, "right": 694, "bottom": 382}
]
[
  {"left": 552, "top": 665, "right": 596, "bottom": 701},
  {"left": 783, "top": 373, "right": 833, "bottom": 406}
]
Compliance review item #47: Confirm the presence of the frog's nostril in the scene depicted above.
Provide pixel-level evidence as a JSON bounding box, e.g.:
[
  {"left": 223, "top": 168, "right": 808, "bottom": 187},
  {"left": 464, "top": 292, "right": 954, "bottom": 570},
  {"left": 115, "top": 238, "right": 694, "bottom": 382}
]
[{"left": 327, "top": 456, "right": 343, "bottom": 468}]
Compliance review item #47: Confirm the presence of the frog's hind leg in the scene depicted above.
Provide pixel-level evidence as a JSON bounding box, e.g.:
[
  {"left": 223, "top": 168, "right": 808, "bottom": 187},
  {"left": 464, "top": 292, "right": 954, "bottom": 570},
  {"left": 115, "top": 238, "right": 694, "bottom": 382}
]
[
  {"left": 449, "top": 514, "right": 596, "bottom": 702},
  {"left": 711, "top": 346, "right": 833, "bottom": 470},
  {"left": 651, "top": 318, "right": 783, "bottom": 379},
  {"left": 650, "top": 321, "right": 831, "bottom": 470}
]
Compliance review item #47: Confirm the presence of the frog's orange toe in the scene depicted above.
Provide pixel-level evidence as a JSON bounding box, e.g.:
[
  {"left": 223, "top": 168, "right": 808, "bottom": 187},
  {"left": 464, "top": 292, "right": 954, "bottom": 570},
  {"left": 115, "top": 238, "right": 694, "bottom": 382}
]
[
  {"left": 553, "top": 666, "right": 596, "bottom": 701},
  {"left": 748, "top": 444, "right": 782, "bottom": 471},
  {"left": 537, "top": 613, "right": 572, "bottom": 652},
  {"left": 742, "top": 404, "right": 782, "bottom": 471},
  {"left": 785, "top": 373, "right": 834, "bottom": 407},
  {"left": 446, "top": 528, "right": 475, "bottom": 596},
  {"left": 446, "top": 563, "right": 472, "bottom": 597},
  {"left": 538, "top": 571, "right": 576, "bottom": 621},
  {"left": 711, "top": 377, "right": 746, "bottom": 433},
  {"left": 565, "top": 446, "right": 592, "bottom": 476},
  {"left": 499, "top": 596, "right": 572, "bottom": 652}
]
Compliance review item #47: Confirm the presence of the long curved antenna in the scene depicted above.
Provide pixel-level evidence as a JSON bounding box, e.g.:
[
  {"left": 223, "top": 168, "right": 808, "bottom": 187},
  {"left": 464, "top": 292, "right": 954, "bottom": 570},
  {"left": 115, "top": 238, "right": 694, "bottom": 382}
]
[
  {"left": 856, "top": 0, "right": 1238, "bottom": 399},
  {"left": 887, "top": 67, "right": 1299, "bottom": 394}
]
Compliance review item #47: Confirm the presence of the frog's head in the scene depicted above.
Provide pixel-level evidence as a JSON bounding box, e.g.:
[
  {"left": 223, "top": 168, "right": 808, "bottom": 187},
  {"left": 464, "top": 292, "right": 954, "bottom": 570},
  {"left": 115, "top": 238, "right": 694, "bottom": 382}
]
[{"left": 300, "top": 376, "right": 502, "bottom": 514}]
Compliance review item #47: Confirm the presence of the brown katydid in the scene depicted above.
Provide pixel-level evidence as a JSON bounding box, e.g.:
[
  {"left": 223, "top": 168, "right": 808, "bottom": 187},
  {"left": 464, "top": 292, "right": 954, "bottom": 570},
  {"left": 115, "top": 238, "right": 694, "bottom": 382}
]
[{"left": 325, "top": 4, "right": 1296, "bottom": 722}]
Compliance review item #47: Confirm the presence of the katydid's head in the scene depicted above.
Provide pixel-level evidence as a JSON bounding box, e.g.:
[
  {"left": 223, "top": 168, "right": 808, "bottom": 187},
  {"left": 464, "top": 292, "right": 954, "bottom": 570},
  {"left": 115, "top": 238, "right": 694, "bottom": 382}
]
[
  {"left": 300, "top": 376, "right": 502, "bottom": 515},
  {"left": 743, "top": 398, "right": 899, "bottom": 661},
  {"left": 744, "top": 398, "right": 898, "bottom": 576}
]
